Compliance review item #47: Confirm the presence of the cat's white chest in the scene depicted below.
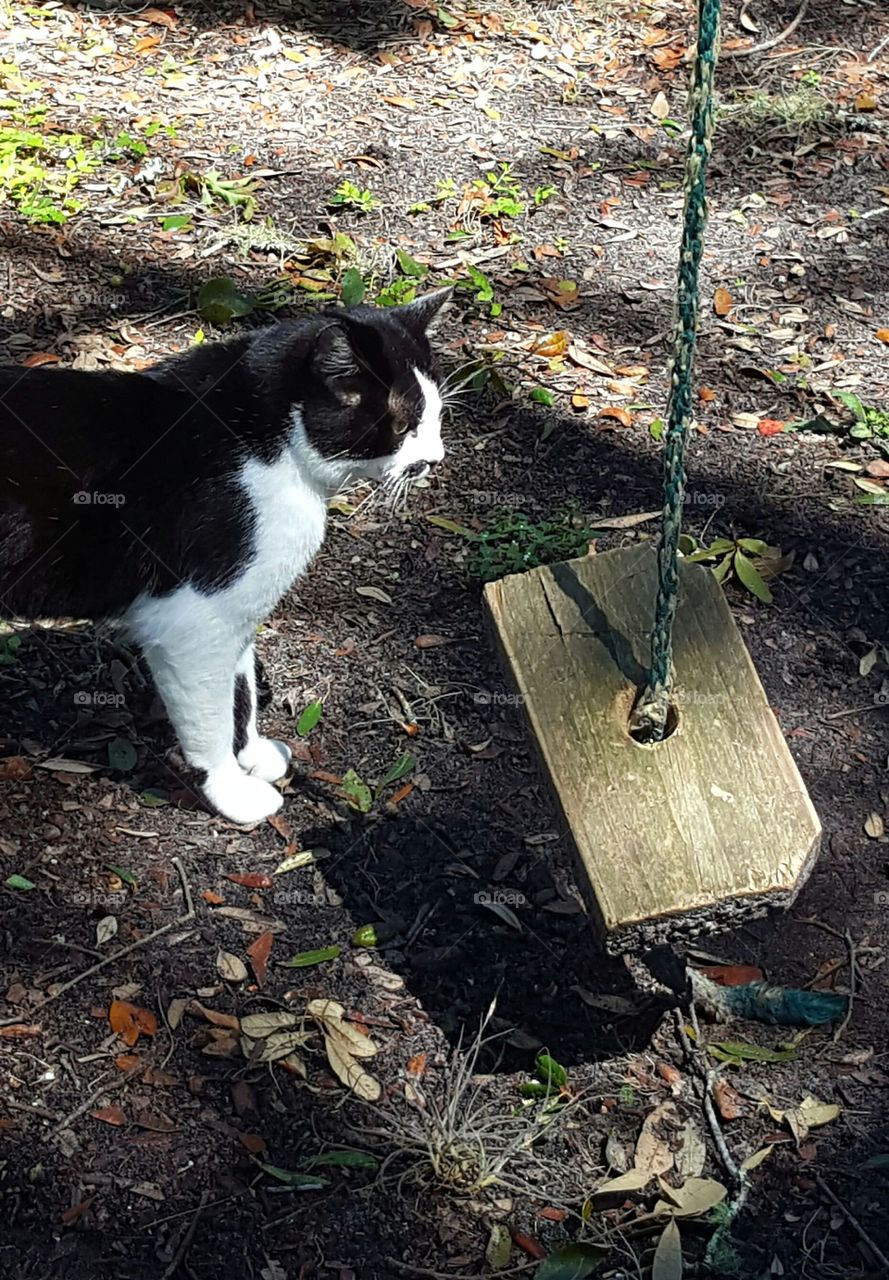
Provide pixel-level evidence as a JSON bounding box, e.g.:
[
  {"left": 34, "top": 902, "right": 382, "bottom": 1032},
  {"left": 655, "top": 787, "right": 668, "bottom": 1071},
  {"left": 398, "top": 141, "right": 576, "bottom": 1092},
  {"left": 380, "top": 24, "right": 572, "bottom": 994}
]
[{"left": 238, "top": 452, "right": 328, "bottom": 620}]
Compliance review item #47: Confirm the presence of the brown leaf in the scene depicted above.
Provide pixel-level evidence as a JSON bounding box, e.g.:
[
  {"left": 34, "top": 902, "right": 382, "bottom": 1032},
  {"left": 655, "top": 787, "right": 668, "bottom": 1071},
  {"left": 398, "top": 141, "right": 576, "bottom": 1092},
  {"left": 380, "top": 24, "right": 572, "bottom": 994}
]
[
  {"left": 139, "top": 6, "right": 177, "bottom": 25},
  {"left": 539, "top": 1206, "right": 567, "bottom": 1221},
  {"left": 509, "top": 1231, "right": 546, "bottom": 1261},
  {"left": 0, "top": 756, "right": 33, "bottom": 782},
  {"left": 571, "top": 392, "right": 591, "bottom": 409},
  {"left": 388, "top": 780, "right": 414, "bottom": 807},
  {"left": 134, "top": 34, "right": 162, "bottom": 52},
  {"left": 0, "top": 1023, "right": 41, "bottom": 1038},
  {"left": 115, "top": 1053, "right": 141, "bottom": 1071},
  {"left": 202, "top": 890, "right": 225, "bottom": 904},
  {"left": 414, "top": 634, "right": 450, "bottom": 648},
  {"left": 134, "top": 1111, "right": 176, "bottom": 1132},
  {"left": 864, "top": 459, "right": 889, "bottom": 478},
  {"left": 247, "top": 930, "right": 274, "bottom": 987},
  {"left": 696, "top": 963, "right": 764, "bottom": 986},
  {"left": 757, "top": 418, "right": 785, "bottom": 437},
  {"left": 239, "top": 1132, "right": 267, "bottom": 1154},
  {"left": 189, "top": 1001, "right": 240, "bottom": 1031},
  {"left": 91, "top": 1105, "right": 126, "bottom": 1126},
  {"left": 21, "top": 352, "right": 60, "bottom": 368},
  {"left": 406, "top": 1051, "right": 428, "bottom": 1076},
  {"left": 142, "top": 1066, "right": 178, "bottom": 1087},
  {"left": 855, "top": 92, "right": 876, "bottom": 112},
  {"left": 60, "top": 1198, "right": 94, "bottom": 1227},
  {"left": 652, "top": 47, "right": 683, "bottom": 70},
  {"left": 714, "top": 286, "right": 733, "bottom": 316},
  {"left": 382, "top": 94, "right": 418, "bottom": 109},
  {"left": 267, "top": 814, "right": 294, "bottom": 840},
  {"left": 225, "top": 872, "right": 273, "bottom": 889},
  {"left": 713, "top": 1078, "right": 744, "bottom": 1121},
  {"left": 598, "top": 406, "right": 634, "bottom": 427},
  {"left": 532, "top": 330, "right": 570, "bottom": 358},
  {"left": 876, "top": 328, "right": 889, "bottom": 344},
  {"left": 109, "top": 1000, "right": 157, "bottom": 1046}
]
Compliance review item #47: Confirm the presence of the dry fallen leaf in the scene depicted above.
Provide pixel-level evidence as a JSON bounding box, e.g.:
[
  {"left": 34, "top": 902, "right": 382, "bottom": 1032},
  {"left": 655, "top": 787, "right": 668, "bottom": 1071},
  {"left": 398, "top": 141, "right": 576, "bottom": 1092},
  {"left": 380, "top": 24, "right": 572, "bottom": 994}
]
[
  {"left": 876, "top": 328, "right": 889, "bottom": 344},
  {"left": 598, "top": 406, "right": 634, "bottom": 427},
  {"left": 308, "top": 998, "right": 381, "bottom": 1101},
  {"left": 714, "top": 286, "right": 733, "bottom": 316},
  {"left": 650, "top": 91, "right": 669, "bottom": 120},
  {"left": 90, "top": 1105, "right": 127, "bottom": 1126},
  {"left": 109, "top": 1000, "right": 157, "bottom": 1047},
  {"left": 247, "top": 931, "right": 274, "bottom": 986},
  {"left": 216, "top": 950, "right": 249, "bottom": 983},
  {"left": 864, "top": 812, "right": 884, "bottom": 839},
  {"left": 635, "top": 1101, "right": 679, "bottom": 1177}
]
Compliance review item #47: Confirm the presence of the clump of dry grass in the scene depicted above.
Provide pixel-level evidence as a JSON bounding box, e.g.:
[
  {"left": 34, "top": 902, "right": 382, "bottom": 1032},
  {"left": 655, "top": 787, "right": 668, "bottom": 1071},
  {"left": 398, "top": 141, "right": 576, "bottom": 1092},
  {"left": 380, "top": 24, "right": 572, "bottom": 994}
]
[{"left": 369, "top": 1002, "right": 594, "bottom": 1204}]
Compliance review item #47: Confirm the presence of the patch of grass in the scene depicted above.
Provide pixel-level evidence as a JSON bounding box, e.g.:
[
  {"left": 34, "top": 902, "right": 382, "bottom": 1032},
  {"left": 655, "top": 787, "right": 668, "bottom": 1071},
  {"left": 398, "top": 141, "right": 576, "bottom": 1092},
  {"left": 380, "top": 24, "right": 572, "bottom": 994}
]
[
  {"left": 373, "top": 1002, "right": 577, "bottom": 1198},
  {"left": 472, "top": 509, "right": 598, "bottom": 582},
  {"left": 722, "top": 87, "right": 830, "bottom": 129}
]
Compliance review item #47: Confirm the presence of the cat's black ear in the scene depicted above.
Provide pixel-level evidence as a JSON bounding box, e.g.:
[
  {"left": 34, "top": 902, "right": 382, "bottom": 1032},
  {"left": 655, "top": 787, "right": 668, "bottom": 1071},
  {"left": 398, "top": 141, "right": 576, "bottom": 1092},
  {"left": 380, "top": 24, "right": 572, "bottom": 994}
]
[
  {"left": 396, "top": 286, "right": 453, "bottom": 335},
  {"left": 312, "top": 322, "right": 358, "bottom": 380}
]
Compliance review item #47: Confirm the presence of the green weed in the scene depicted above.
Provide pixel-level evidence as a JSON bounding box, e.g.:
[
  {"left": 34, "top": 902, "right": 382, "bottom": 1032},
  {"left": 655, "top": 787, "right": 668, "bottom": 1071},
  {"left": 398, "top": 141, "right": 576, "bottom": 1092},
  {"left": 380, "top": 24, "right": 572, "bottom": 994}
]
[
  {"left": 472, "top": 510, "right": 598, "bottom": 582},
  {"left": 329, "top": 179, "right": 378, "bottom": 213}
]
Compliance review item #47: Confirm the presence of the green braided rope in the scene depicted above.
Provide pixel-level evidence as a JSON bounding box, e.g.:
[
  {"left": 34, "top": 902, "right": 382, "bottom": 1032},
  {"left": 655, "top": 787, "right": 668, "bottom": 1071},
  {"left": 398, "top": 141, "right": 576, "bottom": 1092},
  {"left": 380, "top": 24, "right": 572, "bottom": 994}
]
[{"left": 631, "top": 0, "right": 722, "bottom": 743}]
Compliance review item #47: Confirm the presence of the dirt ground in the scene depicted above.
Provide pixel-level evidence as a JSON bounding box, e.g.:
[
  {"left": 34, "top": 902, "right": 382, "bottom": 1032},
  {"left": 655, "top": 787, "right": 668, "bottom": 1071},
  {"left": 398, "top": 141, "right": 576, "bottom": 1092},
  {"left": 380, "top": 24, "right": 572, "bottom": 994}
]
[{"left": 1, "top": 0, "right": 888, "bottom": 1277}]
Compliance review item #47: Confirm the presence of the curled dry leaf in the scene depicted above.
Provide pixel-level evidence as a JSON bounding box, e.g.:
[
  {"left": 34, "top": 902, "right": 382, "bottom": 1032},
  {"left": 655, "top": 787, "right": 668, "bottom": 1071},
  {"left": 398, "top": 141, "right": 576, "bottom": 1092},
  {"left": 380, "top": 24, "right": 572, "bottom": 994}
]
[
  {"left": 217, "top": 950, "right": 249, "bottom": 983},
  {"left": 654, "top": 1175, "right": 727, "bottom": 1217},
  {"left": 308, "top": 999, "right": 381, "bottom": 1101},
  {"left": 598, "top": 406, "right": 634, "bottom": 427}
]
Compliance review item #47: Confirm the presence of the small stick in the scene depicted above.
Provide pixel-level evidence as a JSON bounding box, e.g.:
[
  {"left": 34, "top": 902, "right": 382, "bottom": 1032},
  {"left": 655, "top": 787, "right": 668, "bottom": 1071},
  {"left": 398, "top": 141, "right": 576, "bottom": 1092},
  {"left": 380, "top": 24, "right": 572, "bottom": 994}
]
[
  {"left": 815, "top": 1176, "right": 889, "bottom": 1269},
  {"left": 162, "top": 1190, "right": 211, "bottom": 1279},
  {"left": 0, "top": 858, "right": 195, "bottom": 1028},
  {"left": 50, "top": 1072, "right": 123, "bottom": 1137},
  {"left": 722, "top": 0, "right": 810, "bottom": 58}
]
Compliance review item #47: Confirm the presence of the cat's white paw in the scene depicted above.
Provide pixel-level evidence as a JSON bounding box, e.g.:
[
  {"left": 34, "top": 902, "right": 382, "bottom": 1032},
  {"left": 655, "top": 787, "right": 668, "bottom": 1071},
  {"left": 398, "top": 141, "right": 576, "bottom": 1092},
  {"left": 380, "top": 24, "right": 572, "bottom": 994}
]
[
  {"left": 238, "top": 736, "right": 291, "bottom": 783},
  {"left": 203, "top": 766, "right": 283, "bottom": 825}
]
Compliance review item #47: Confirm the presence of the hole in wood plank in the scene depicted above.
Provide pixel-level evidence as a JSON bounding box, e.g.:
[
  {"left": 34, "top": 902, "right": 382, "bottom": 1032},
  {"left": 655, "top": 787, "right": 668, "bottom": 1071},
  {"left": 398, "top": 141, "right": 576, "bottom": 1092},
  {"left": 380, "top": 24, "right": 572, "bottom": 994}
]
[{"left": 626, "top": 695, "right": 680, "bottom": 746}]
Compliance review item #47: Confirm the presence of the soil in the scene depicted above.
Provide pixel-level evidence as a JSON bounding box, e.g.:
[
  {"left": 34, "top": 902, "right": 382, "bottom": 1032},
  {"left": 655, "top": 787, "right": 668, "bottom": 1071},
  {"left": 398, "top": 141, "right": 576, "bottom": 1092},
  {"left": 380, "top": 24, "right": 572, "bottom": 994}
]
[{"left": 1, "top": 1, "right": 888, "bottom": 1278}]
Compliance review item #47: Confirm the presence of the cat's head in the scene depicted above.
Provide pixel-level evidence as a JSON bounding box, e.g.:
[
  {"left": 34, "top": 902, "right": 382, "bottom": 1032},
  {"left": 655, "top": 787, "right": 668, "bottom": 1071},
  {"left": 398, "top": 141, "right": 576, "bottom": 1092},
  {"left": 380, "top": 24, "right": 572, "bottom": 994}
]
[{"left": 299, "top": 288, "right": 451, "bottom": 487}]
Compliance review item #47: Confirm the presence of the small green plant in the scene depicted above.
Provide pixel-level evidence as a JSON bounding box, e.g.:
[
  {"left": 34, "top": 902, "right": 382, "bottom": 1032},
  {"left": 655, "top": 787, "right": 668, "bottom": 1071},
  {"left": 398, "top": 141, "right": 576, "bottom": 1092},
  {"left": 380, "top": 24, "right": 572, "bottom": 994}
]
[
  {"left": 329, "top": 179, "right": 378, "bottom": 213},
  {"left": 681, "top": 535, "right": 792, "bottom": 604},
  {"left": 472, "top": 162, "right": 525, "bottom": 218},
  {"left": 472, "top": 510, "right": 598, "bottom": 582},
  {"left": 462, "top": 263, "right": 501, "bottom": 316},
  {"left": 835, "top": 391, "right": 889, "bottom": 441},
  {"left": 532, "top": 184, "right": 556, "bottom": 205},
  {"left": 0, "top": 633, "right": 21, "bottom": 666},
  {"left": 377, "top": 277, "right": 418, "bottom": 307}
]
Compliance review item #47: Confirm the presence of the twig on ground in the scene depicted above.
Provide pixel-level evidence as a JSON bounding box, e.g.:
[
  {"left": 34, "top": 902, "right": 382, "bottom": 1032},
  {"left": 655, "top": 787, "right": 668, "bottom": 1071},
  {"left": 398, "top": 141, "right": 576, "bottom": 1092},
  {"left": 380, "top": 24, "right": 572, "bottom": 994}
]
[
  {"left": 722, "top": 0, "right": 810, "bottom": 58},
  {"left": 815, "top": 1176, "right": 889, "bottom": 1269},
  {"left": 0, "top": 858, "right": 195, "bottom": 1028},
  {"left": 867, "top": 33, "right": 889, "bottom": 63},
  {"left": 162, "top": 1190, "right": 211, "bottom": 1279}
]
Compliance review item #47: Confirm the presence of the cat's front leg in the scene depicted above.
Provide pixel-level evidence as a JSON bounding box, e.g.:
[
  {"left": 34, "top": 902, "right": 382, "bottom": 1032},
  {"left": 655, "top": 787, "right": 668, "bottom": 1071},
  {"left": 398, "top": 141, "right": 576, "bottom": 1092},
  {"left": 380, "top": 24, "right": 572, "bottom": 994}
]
[
  {"left": 234, "top": 640, "right": 291, "bottom": 783},
  {"left": 130, "top": 603, "right": 284, "bottom": 825}
]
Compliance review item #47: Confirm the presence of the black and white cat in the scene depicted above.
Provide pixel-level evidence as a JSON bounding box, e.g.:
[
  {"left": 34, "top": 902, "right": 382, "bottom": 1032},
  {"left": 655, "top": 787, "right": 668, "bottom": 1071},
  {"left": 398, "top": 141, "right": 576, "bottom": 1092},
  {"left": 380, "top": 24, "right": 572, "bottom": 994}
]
[{"left": 0, "top": 288, "right": 451, "bottom": 824}]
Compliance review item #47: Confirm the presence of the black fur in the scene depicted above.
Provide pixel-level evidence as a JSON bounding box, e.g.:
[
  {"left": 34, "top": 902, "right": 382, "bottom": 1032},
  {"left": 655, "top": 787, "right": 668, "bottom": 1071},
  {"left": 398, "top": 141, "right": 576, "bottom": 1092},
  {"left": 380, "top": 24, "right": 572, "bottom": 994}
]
[{"left": 0, "top": 293, "right": 447, "bottom": 622}]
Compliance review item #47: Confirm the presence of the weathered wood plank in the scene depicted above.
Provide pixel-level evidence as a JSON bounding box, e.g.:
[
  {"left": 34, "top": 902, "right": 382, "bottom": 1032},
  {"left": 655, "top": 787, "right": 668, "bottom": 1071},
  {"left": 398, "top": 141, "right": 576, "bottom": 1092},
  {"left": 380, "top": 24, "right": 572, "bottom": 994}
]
[{"left": 484, "top": 543, "right": 821, "bottom": 952}]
